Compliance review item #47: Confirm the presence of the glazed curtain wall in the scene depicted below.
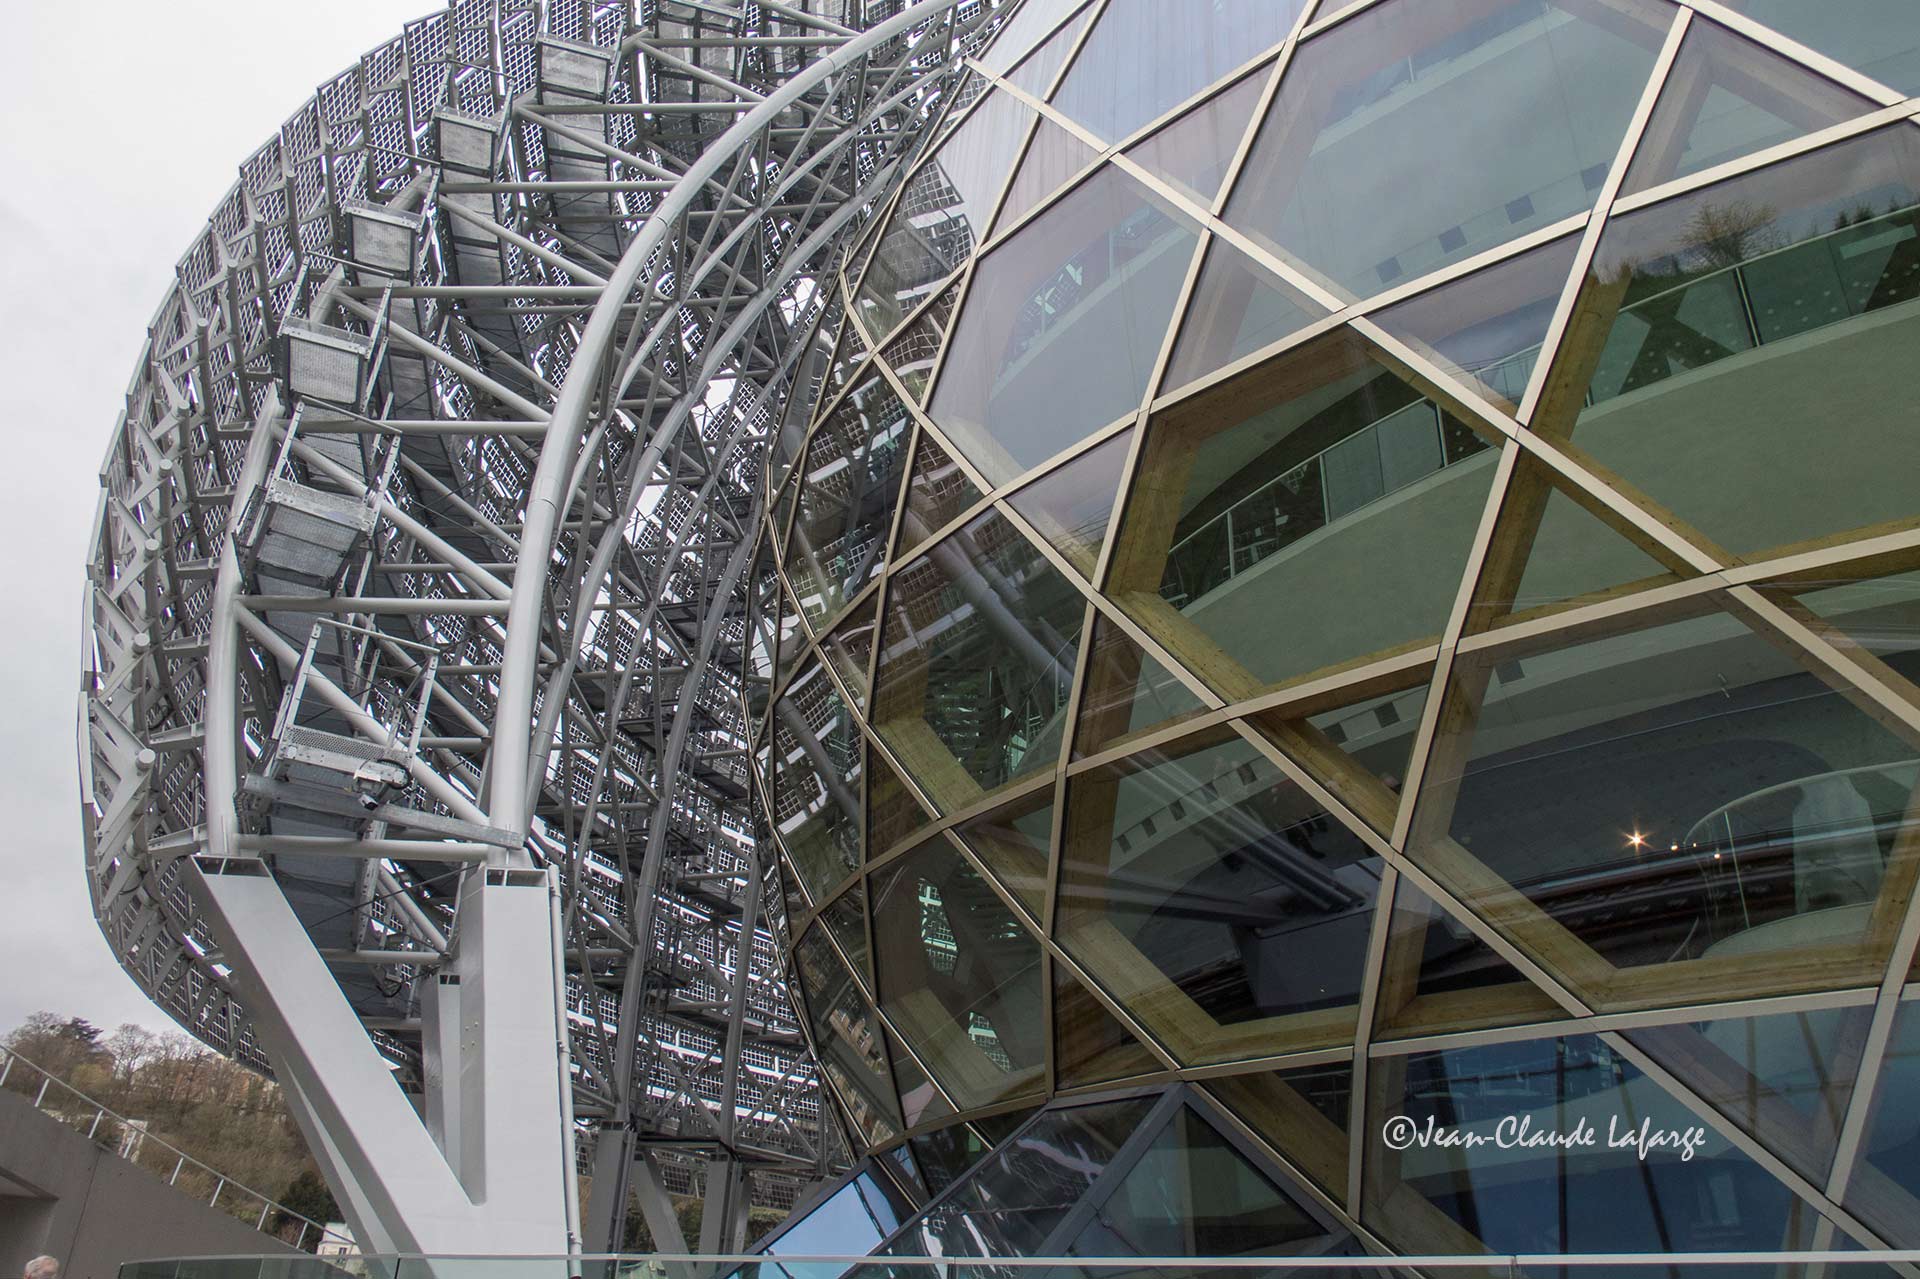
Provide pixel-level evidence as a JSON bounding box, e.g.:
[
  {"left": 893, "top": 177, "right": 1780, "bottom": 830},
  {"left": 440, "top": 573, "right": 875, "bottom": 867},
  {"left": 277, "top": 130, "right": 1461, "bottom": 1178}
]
[{"left": 748, "top": 0, "right": 1920, "bottom": 1260}]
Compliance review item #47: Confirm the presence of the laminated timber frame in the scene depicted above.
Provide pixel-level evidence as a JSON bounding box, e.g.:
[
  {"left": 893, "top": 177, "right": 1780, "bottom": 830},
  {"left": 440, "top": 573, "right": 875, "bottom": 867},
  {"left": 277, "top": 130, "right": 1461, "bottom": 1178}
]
[{"left": 79, "top": 0, "right": 1007, "bottom": 1255}]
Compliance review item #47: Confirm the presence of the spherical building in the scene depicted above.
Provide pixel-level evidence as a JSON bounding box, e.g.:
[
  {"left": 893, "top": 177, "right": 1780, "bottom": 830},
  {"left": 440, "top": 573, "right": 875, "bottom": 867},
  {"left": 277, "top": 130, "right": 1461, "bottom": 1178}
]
[{"left": 752, "top": 0, "right": 1920, "bottom": 1260}]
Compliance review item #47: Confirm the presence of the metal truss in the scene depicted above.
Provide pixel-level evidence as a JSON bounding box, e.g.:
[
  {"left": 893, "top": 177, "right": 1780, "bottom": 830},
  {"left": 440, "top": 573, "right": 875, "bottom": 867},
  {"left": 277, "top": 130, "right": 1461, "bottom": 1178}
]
[{"left": 79, "top": 0, "right": 1010, "bottom": 1254}]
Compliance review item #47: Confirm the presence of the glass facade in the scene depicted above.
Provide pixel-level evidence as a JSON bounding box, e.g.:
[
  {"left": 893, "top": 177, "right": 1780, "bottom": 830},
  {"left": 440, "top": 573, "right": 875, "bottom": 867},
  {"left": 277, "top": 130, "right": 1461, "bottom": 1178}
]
[{"left": 750, "top": 0, "right": 1920, "bottom": 1262}]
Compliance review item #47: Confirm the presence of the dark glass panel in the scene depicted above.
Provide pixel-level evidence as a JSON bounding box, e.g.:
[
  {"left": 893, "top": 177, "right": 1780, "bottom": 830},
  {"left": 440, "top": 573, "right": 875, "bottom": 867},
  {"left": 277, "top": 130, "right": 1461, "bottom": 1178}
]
[
  {"left": 929, "top": 167, "right": 1202, "bottom": 486},
  {"left": 1364, "top": 1034, "right": 1802, "bottom": 1256},
  {"left": 771, "top": 661, "right": 863, "bottom": 906},
  {"left": 1065, "top": 1104, "right": 1330, "bottom": 1259},
  {"left": 1620, "top": 18, "right": 1874, "bottom": 196},
  {"left": 1125, "top": 71, "right": 1268, "bottom": 209},
  {"left": 1722, "top": 0, "right": 1920, "bottom": 98},
  {"left": 1249, "top": 670, "right": 1432, "bottom": 837},
  {"left": 1059, "top": 726, "right": 1385, "bottom": 1064},
  {"left": 879, "top": 1098, "right": 1153, "bottom": 1259},
  {"left": 1050, "top": 0, "right": 1302, "bottom": 145},
  {"left": 954, "top": 786, "right": 1055, "bottom": 919},
  {"left": 881, "top": 286, "right": 958, "bottom": 403},
  {"left": 786, "top": 374, "right": 913, "bottom": 629},
  {"left": 1113, "top": 330, "right": 1499, "bottom": 701},
  {"left": 856, "top": 89, "right": 1032, "bottom": 340},
  {"left": 1564, "top": 126, "right": 1920, "bottom": 559},
  {"left": 1852, "top": 1000, "right": 1920, "bottom": 1245},
  {"left": 1071, "top": 610, "right": 1209, "bottom": 761},
  {"left": 872, "top": 510, "right": 1085, "bottom": 810},
  {"left": 898, "top": 429, "right": 985, "bottom": 560},
  {"left": 1628, "top": 1005, "right": 1869, "bottom": 1184},
  {"left": 1793, "top": 569, "right": 1920, "bottom": 683},
  {"left": 795, "top": 925, "right": 903, "bottom": 1144},
  {"left": 1005, "top": 428, "right": 1134, "bottom": 578},
  {"left": 996, "top": 119, "right": 1100, "bottom": 235},
  {"left": 1055, "top": 964, "right": 1162, "bottom": 1089},
  {"left": 823, "top": 881, "right": 872, "bottom": 982},
  {"left": 1373, "top": 233, "right": 1580, "bottom": 414},
  {"left": 1411, "top": 606, "right": 1920, "bottom": 1012},
  {"left": 1226, "top": 0, "right": 1668, "bottom": 298},
  {"left": 871, "top": 836, "right": 1047, "bottom": 1109},
  {"left": 888, "top": 1026, "right": 955, "bottom": 1131},
  {"left": 907, "top": 1122, "right": 992, "bottom": 1198},
  {"left": 1372, "top": 878, "right": 1567, "bottom": 1041},
  {"left": 773, "top": 566, "right": 808, "bottom": 697},
  {"left": 1205, "top": 1060, "right": 1354, "bottom": 1198},
  {"left": 1161, "top": 236, "right": 1320, "bottom": 393},
  {"left": 750, "top": 1168, "right": 915, "bottom": 1266}
]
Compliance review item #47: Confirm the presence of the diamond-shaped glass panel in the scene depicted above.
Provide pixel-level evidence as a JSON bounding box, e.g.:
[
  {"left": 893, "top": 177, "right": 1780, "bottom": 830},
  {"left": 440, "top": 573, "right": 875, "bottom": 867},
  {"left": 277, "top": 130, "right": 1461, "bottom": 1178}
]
[
  {"left": 770, "top": 661, "right": 862, "bottom": 907},
  {"left": 785, "top": 373, "right": 913, "bottom": 629},
  {"left": 794, "top": 924, "right": 902, "bottom": 1144},
  {"left": 1005, "top": 428, "right": 1133, "bottom": 578}
]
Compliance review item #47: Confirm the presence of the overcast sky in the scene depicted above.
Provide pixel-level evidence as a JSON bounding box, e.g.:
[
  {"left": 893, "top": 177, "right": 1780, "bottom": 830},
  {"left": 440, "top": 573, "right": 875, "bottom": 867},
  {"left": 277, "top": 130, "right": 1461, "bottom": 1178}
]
[{"left": 0, "top": 0, "right": 433, "bottom": 1038}]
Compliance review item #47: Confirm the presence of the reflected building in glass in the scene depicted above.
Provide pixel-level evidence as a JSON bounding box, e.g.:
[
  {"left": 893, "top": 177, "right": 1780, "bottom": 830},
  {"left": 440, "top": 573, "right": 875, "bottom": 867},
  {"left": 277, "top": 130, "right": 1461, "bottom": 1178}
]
[{"left": 749, "top": 0, "right": 1920, "bottom": 1263}]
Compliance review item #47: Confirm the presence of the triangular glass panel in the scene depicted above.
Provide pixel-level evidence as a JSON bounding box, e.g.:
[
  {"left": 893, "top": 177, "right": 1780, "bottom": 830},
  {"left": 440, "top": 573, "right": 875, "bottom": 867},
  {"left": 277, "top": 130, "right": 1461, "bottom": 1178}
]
[
  {"left": 1373, "top": 233, "right": 1582, "bottom": 415},
  {"left": 906, "top": 1122, "right": 992, "bottom": 1198},
  {"left": 1005, "top": 427, "right": 1133, "bottom": 578},
  {"left": 1059, "top": 724, "right": 1385, "bottom": 1066},
  {"left": 977, "top": 0, "right": 1090, "bottom": 78},
  {"left": 869, "top": 742, "right": 936, "bottom": 855},
  {"left": 1788, "top": 568, "right": 1920, "bottom": 678},
  {"left": 1071, "top": 608, "right": 1208, "bottom": 760},
  {"left": 1410, "top": 606, "right": 1920, "bottom": 1014},
  {"left": 1462, "top": 455, "right": 1681, "bottom": 635},
  {"left": 994, "top": 118, "right": 1100, "bottom": 235},
  {"left": 1224, "top": 0, "right": 1670, "bottom": 299},
  {"left": 772, "top": 570, "right": 807, "bottom": 698},
  {"left": 872, "top": 509, "right": 1086, "bottom": 812},
  {"left": 887, "top": 1026, "right": 956, "bottom": 1131},
  {"left": 856, "top": 88, "right": 1032, "bottom": 340},
  {"left": 1125, "top": 69, "right": 1267, "bottom": 210},
  {"left": 1204, "top": 1060, "right": 1354, "bottom": 1199},
  {"left": 1627, "top": 1004, "right": 1871, "bottom": 1185},
  {"left": 1050, "top": 0, "right": 1303, "bottom": 145},
  {"left": 1720, "top": 0, "right": 1920, "bottom": 102},
  {"left": 897, "top": 428, "right": 985, "bottom": 559},
  {"left": 1006, "top": 3, "right": 1093, "bottom": 98},
  {"left": 1622, "top": 18, "right": 1876, "bottom": 197},
  {"left": 769, "top": 661, "right": 863, "bottom": 907},
  {"left": 954, "top": 785, "right": 1055, "bottom": 919},
  {"left": 772, "top": 300, "right": 844, "bottom": 493},
  {"left": 1161, "top": 236, "right": 1320, "bottom": 394},
  {"left": 881, "top": 285, "right": 958, "bottom": 403},
  {"left": 1371, "top": 877, "right": 1567, "bottom": 1042},
  {"left": 820, "top": 591, "right": 878, "bottom": 711},
  {"left": 971, "top": 1105, "right": 1042, "bottom": 1145},
  {"left": 821, "top": 880, "right": 872, "bottom": 983},
  {"left": 1556, "top": 124, "right": 1920, "bottom": 562},
  {"left": 1855, "top": 1000, "right": 1920, "bottom": 1245},
  {"left": 880, "top": 1099, "right": 1155, "bottom": 1258},
  {"left": 929, "top": 165, "right": 1202, "bottom": 487},
  {"left": 1364, "top": 1033, "right": 1807, "bottom": 1255},
  {"left": 793, "top": 924, "right": 903, "bottom": 1145},
  {"left": 870, "top": 834, "right": 1047, "bottom": 1110},
  {"left": 1054, "top": 963, "right": 1161, "bottom": 1088},
  {"left": 1115, "top": 329, "right": 1501, "bottom": 703},
  {"left": 1248, "top": 669, "right": 1431, "bottom": 837},
  {"left": 1065, "top": 1102, "right": 1344, "bottom": 1259},
  {"left": 783, "top": 372, "right": 913, "bottom": 628}
]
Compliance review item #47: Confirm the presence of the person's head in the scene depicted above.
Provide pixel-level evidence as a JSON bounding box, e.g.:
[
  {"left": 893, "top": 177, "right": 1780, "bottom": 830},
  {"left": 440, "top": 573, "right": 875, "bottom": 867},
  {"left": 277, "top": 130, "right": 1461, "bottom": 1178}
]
[{"left": 24, "top": 1256, "right": 58, "bottom": 1279}]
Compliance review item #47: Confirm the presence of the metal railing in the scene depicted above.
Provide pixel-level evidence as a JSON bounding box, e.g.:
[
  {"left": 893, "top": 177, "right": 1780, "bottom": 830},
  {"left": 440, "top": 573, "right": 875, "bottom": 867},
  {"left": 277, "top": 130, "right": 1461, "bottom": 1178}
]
[{"left": 0, "top": 1045, "right": 354, "bottom": 1253}]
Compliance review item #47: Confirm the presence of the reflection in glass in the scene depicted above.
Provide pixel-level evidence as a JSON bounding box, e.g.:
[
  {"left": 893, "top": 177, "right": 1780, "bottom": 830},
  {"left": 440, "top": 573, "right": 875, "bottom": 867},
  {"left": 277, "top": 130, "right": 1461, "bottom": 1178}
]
[
  {"left": 1365, "top": 1034, "right": 1804, "bottom": 1255},
  {"left": 1855, "top": 1000, "right": 1920, "bottom": 1246},
  {"left": 1565, "top": 126, "right": 1920, "bottom": 559},
  {"left": 1619, "top": 18, "right": 1871, "bottom": 197},
  {"left": 1206, "top": 1061, "right": 1354, "bottom": 1198},
  {"left": 908, "top": 1121, "right": 994, "bottom": 1198},
  {"left": 881, "top": 286, "right": 957, "bottom": 403},
  {"left": 1374, "top": 876, "right": 1565, "bottom": 1041},
  {"left": 823, "top": 881, "right": 872, "bottom": 981},
  {"left": 795, "top": 925, "right": 903, "bottom": 1144},
  {"left": 1125, "top": 71, "right": 1269, "bottom": 209},
  {"left": 822, "top": 595, "right": 878, "bottom": 711},
  {"left": 897, "top": 429, "right": 985, "bottom": 560},
  {"left": 1413, "top": 607, "right": 1920, "bottom": 1011},
  {"left": 774, "top": 299, "right": 846, "bottom": 493},
  {"left": 871, "top": 836, "right": 1046, "bottom": 1110},
  {"left": 872, "top": 510, "right": 1085, "bottom": 809},
  {"left": 1072, "top": 610, "right": 1208, "bottom": 761},
  {"left": 1054, "top": 963, "right": 1161, "bottom": 1089},
  {"left": 771, "top": 661, "right": 863, "bottom": 906},
  {"left": 1723, "top": 0, "right": 1920, "bottom": 99},
  {"left": 1113, "top": 331, "right": 1498, "bottom": 701},
  {"left": 930, "top": 167, "right": 1201, "bottom": 485},
  {"left": 1225, "top": 0, "right": 1667, "bottom": 298},
  {"left": 996, "top": 119, "right": 1100, "bottom": 235},
  {"left": 1049, "top": 0, "right": 1301, "bottom": 145},
  {"left": 1060, "top": 727, "right": 1384, "bottom": 1064},
  {"left": 746, "top": 1168, "right": 914, "bottom": 1276},
  {"left": 1160, "top": 236, "right": 1320, "bottom": 394},
  {"left": 954, "top": 786, "right": 1054, "bottom": 920},
  {"left": 869, "top": 746, "right": 935, "bottom": 857},
  {"left": 857, "top": 90, "right": 1031, "bottom": 341},
  {"left": 785, "top": 374, "right": 913, "bottom": 629},
  {"left": 1005, "top": 428, "right": 1133, "bottom": 578}
]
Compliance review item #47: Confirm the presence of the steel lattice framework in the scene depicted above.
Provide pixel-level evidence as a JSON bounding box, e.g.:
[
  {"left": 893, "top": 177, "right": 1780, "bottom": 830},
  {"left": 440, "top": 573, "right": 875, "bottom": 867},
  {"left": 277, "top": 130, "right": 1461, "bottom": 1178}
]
[{"left": 79, "top": 0, "right": 1013, "bottom": 1254}]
